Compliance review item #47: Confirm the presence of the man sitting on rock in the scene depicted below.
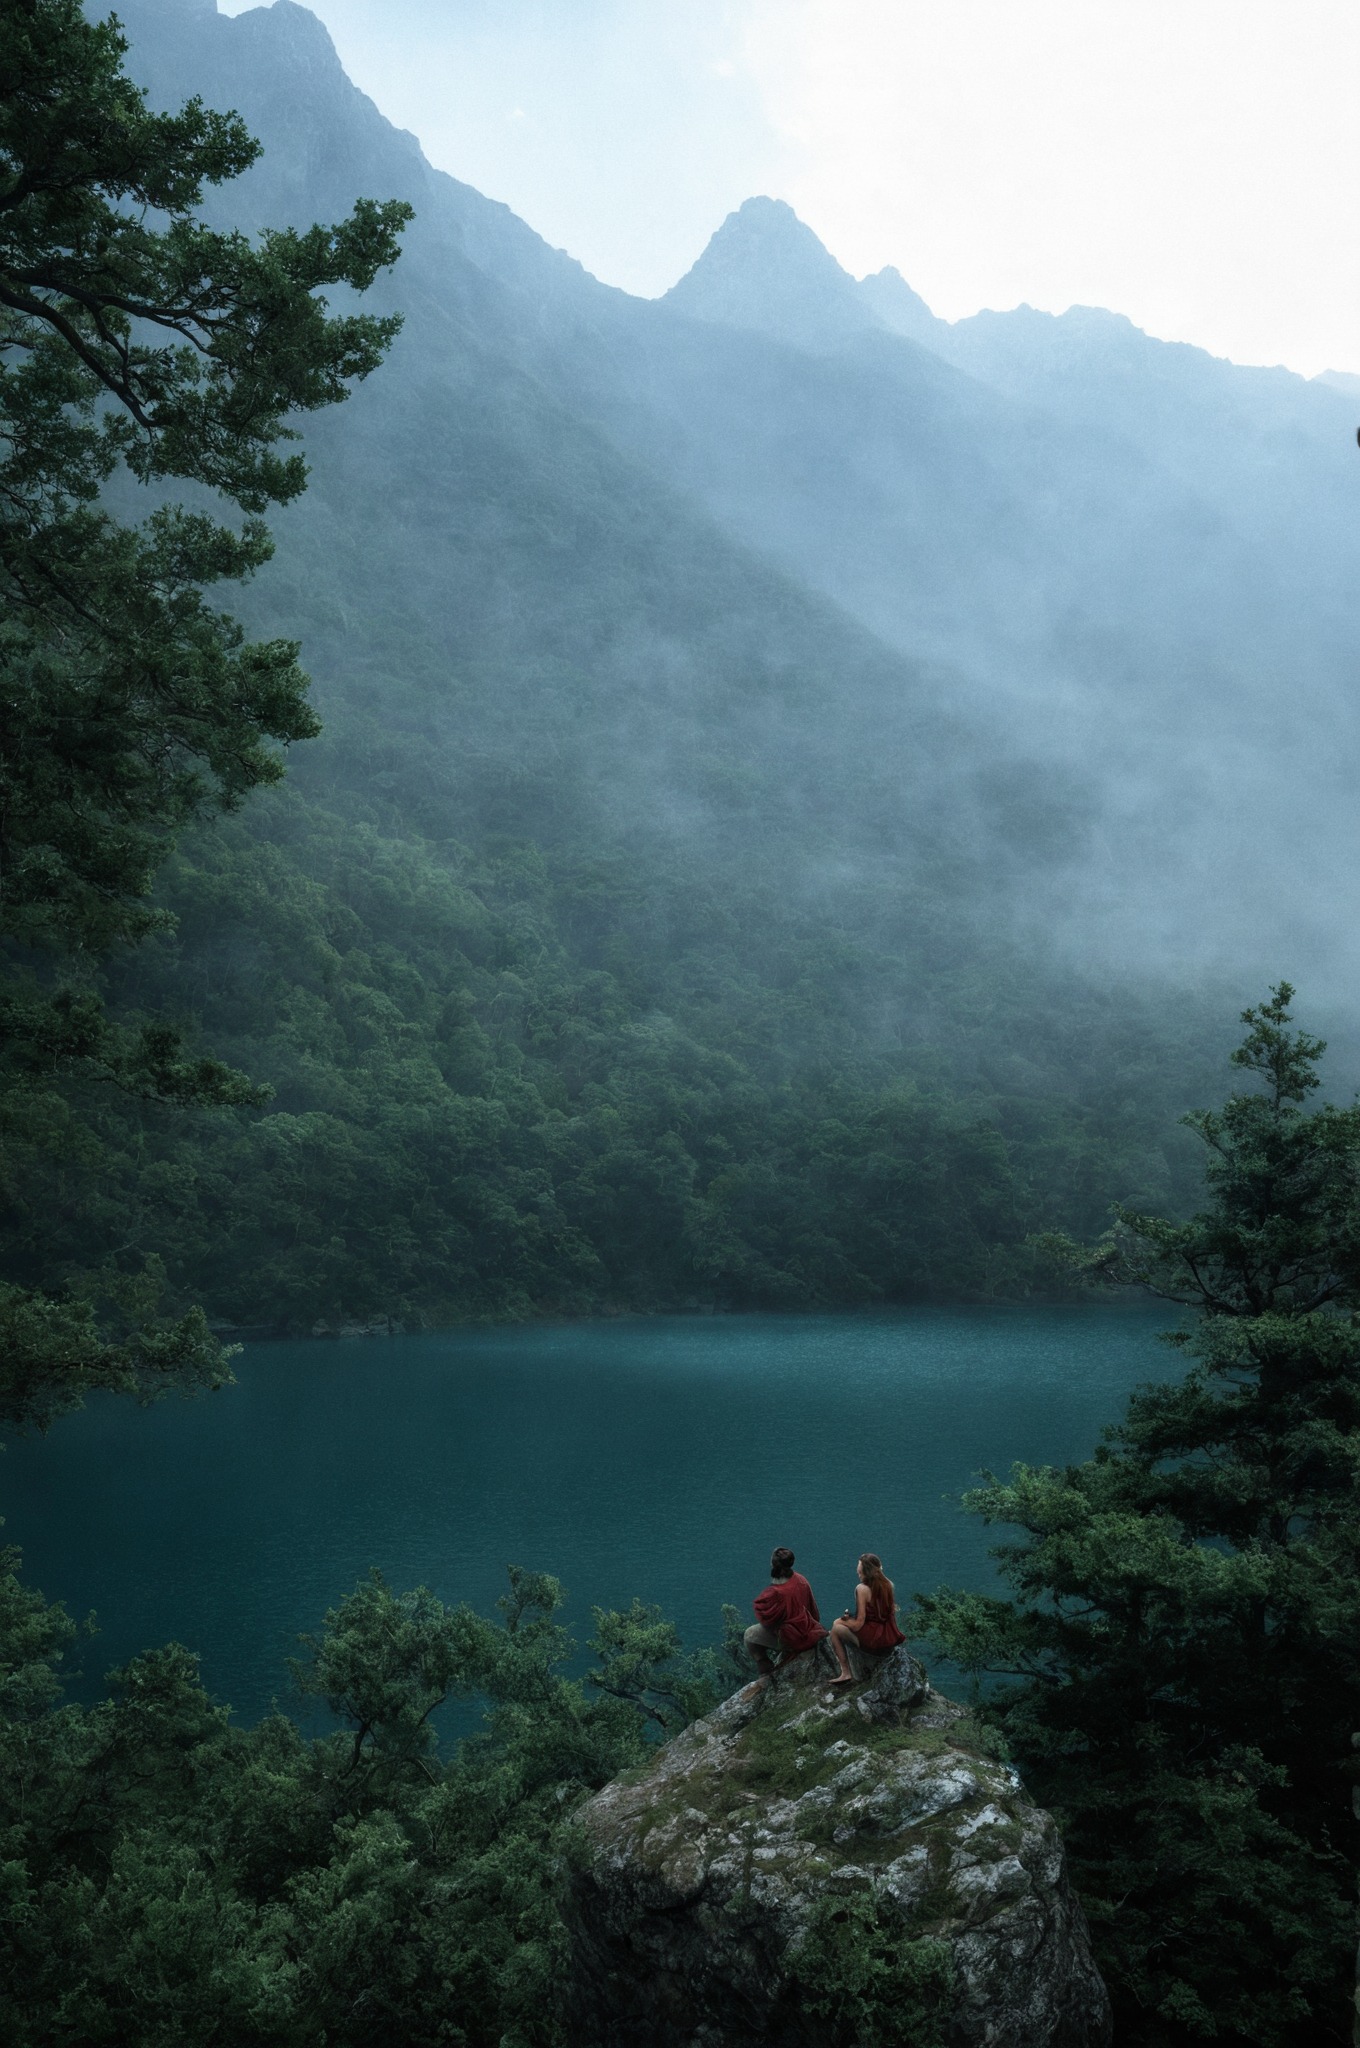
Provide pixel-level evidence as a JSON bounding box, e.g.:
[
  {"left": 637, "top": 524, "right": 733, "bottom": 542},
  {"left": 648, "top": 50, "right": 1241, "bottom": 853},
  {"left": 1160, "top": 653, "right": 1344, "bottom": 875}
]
[{"left": 743, "top": 1546, "right": 828, "bottom": 1678}]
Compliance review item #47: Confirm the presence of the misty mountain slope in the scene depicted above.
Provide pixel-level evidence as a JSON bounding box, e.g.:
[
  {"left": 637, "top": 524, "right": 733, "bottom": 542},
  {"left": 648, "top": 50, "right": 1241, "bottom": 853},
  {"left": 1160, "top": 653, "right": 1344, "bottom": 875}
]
[
  {"left": 117, "top": 0, "right": 1106, "bottom": 991},
  {"left": 127, "top": 3, "right": 1360, "bottom": 722},
  {"left": 671, "top": 194, "right": 1360, "bottom": 607},
  {"left": 522, "top": 203, "right": 1360, "bottom": 975},
  {"left": 121, "top": 0, "right": 620, "bottom": 320},
  {"left": 116, "top": 0, "right": 1360, "bottom": 993},
  {"left": 133, "top": 4, "right": 1354, "bottom": 744},
  {"left": 618, "top": 226, "right": 1360, "bottom": 980},
  {"left": 592, "top": 270, "right": 1265, "bottom": 690},
  {"left": 915, "top": 300, "right": 1360, "bottom": 628},
  {"left": 663, "top": 194, "right": 885, "bottom": 353},
  {"left": 859, "top": 263, "right": 948, "bottom": 348},
  {"left": 348, "top": 128, "right": 1360, "bottom": 984},
  {"left": 118, "top": 5, "right": 1109, "bottom": 857},
  {"left": 639, "top": 197, "right": 1360, "bottom": 685},
  {"left": 860, "top": 253, "right": 1360, "bottom": 758}
]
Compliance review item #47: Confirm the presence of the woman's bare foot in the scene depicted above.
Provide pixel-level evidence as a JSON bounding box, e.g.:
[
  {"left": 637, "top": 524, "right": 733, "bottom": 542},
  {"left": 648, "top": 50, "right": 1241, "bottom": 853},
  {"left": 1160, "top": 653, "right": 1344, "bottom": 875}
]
[{"left": 827, "top": 1673, "right": 855, "bottom": 1686}]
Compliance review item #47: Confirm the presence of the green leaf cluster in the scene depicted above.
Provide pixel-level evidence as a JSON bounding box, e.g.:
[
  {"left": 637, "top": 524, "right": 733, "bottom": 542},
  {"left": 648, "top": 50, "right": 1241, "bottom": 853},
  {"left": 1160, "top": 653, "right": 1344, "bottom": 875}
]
[
  {"left": 1, "top": 0, "right": 408, "bottom": 948},
  {"left": 792, "top": 1893, "right": 954, "bottom": 2048}
]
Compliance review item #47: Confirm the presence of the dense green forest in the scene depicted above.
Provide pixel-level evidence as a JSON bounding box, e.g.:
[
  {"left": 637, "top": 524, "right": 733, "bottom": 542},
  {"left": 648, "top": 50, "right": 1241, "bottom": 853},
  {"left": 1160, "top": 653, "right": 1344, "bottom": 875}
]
[
  {"left": 0, "top": 0, "right": 1251, "bottom": 1349},
  {"left": 8, "top": 239, "right": 1238, "bottom": 1345},
  {"left": 54, "top": 769, "right": 1223, "bottom": 1340},
  {"left": 9, "top": 252, "right": 1232, "bottom": 1343}
]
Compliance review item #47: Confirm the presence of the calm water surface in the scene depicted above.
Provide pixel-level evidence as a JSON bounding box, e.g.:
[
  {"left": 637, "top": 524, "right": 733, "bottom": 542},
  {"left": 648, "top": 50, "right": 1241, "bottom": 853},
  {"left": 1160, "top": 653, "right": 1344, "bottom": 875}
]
[{"left": 3, "top": 1306, "right": 1176, "bottom": 1721}]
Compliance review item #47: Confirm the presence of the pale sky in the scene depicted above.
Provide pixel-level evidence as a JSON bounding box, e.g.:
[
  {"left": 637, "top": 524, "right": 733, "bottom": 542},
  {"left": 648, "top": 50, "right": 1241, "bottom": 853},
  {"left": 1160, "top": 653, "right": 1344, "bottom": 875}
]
[{"left": 220, "top": 0, "right": 1360, "bottom": 375}]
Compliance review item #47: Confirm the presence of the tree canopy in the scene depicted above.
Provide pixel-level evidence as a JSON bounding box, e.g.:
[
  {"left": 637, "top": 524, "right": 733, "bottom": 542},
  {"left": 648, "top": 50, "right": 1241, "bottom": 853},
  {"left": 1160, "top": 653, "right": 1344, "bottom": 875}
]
[
  {"left": 1, "top": 0, "right": 408, "bottom": 951},
  {"left": 920, "top": 986, "right": 1360, "bottom": 2047},
  {"left": 0, "top": 1552, "right": 732, "bottom": 2046},
  {"left": 0, "top": 0, "right": 408, "bottom": 1429}
]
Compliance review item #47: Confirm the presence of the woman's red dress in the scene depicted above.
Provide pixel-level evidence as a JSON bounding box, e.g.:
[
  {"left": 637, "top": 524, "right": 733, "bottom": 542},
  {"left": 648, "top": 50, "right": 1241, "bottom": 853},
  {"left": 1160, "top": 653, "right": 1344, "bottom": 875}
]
[{"left": 857, "top": 1582, "right": 906, "bottom": 1654}]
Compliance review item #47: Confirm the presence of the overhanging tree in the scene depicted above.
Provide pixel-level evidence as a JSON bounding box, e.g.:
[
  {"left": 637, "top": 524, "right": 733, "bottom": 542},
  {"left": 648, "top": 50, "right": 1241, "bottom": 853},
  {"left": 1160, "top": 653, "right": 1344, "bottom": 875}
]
[
  {"left": 919, "top": 984, "right": 1360, "bottom": 2048},
  {"left": 0, "top": 0, "right": 409, "bottom": 1427}
]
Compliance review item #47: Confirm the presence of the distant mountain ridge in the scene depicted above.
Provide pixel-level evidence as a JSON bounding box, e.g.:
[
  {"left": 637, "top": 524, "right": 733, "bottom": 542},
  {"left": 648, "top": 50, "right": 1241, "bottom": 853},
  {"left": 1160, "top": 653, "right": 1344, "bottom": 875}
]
[{"left": 115, "top": 0, "right": 1360, "bottom": 994}]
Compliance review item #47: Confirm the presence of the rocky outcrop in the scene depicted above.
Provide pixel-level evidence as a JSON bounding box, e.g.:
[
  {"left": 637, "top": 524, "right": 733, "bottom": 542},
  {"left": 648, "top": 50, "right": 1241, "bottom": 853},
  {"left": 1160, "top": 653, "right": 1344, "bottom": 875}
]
[{"left": 569, "top": 1647, "right": 1111, "bottom": 2047}]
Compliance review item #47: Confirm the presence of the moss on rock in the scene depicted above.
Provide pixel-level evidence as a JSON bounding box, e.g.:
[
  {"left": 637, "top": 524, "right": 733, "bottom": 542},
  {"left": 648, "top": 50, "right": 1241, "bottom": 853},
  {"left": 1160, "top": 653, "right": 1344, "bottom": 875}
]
[{"left": 568, "top": 1646, "right": 1111, "bottom": 2046}]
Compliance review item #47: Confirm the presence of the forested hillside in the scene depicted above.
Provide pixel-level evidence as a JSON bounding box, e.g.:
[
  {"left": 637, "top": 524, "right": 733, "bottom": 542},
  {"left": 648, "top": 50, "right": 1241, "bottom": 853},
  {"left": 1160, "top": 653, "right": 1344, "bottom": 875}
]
[
  {"left": 18, "top": 0, "right": 1351, "bottom": 1343},
  {"left": 69, "top": 790, "right": 1219, "bottom": 1335}
]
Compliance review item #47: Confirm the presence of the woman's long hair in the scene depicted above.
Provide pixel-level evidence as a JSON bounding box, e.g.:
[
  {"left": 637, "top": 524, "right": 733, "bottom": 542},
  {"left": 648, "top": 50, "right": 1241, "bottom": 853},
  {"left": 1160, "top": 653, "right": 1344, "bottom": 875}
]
[{"left": 858, "top": 1553, "right": 893, "bottom": 1609}]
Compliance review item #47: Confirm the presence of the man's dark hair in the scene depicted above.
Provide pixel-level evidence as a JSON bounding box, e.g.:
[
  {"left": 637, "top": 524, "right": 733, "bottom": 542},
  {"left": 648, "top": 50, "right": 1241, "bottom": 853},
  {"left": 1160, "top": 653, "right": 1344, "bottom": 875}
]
[{"left": 770, "top": 1547, "right": 796, "bottom": 1580}]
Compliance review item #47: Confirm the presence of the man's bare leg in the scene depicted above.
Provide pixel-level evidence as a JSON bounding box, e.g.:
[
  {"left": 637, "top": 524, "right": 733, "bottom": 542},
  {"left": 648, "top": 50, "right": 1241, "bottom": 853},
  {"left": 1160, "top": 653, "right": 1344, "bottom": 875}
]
[{"left": 743, "top": 1622, "right": 780, "bottom": 1678}]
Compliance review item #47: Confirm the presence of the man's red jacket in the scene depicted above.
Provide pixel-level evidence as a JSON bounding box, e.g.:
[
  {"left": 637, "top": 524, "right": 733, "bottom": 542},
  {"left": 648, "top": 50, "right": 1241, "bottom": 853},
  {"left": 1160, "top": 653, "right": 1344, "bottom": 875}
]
[{"left": 753, "top": 1570, "right": 827, "bottom": 1653}]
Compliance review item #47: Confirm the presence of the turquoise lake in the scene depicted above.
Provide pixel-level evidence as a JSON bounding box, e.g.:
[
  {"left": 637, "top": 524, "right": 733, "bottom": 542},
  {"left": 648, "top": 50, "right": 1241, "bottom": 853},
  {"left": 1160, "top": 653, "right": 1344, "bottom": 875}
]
[{"left": 2, "top": 1305, "right": 1177, "bottom": 1722}]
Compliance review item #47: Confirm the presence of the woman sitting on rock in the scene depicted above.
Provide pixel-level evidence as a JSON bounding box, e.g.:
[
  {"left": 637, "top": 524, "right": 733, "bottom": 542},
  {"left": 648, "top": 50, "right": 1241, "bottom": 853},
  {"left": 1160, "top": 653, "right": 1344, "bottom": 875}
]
[{"left": 828, "top": 1552, "right": 906, "bottom": 1685}]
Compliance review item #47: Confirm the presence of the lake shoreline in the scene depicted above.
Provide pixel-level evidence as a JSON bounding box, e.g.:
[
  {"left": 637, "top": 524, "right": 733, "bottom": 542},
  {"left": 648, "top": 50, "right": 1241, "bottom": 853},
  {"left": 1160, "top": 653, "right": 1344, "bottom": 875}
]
[{"left": 207, "top": 1285, "right": 1163, "bottom": 1347}]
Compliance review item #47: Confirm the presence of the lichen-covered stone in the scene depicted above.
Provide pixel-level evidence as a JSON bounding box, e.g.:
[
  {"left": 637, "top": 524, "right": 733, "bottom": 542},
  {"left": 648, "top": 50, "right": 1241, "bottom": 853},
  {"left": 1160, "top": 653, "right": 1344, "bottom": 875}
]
[
  {"left": 568, "top": 1647, "right": 1111, "bottom": 2047},
  {"left": 851, "top": 1639, "right": 928, "bottom": 1719}
]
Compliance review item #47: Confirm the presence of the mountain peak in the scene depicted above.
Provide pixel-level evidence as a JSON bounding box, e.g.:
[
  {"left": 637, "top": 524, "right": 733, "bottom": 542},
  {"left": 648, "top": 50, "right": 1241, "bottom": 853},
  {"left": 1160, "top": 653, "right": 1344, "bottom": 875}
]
[
  {"left": 662, "top": 197, "right": 880, "bottom": 352},
  {"left": 857, "top": 265, "right": 940, "bottom": 344}
]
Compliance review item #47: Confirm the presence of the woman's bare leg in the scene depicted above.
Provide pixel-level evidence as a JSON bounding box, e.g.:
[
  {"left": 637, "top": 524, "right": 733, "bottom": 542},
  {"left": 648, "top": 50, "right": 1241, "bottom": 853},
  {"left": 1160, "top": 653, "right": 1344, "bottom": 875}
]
[{"left": 829, "top": 1618, "right": 856, "bottom": 1681}]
